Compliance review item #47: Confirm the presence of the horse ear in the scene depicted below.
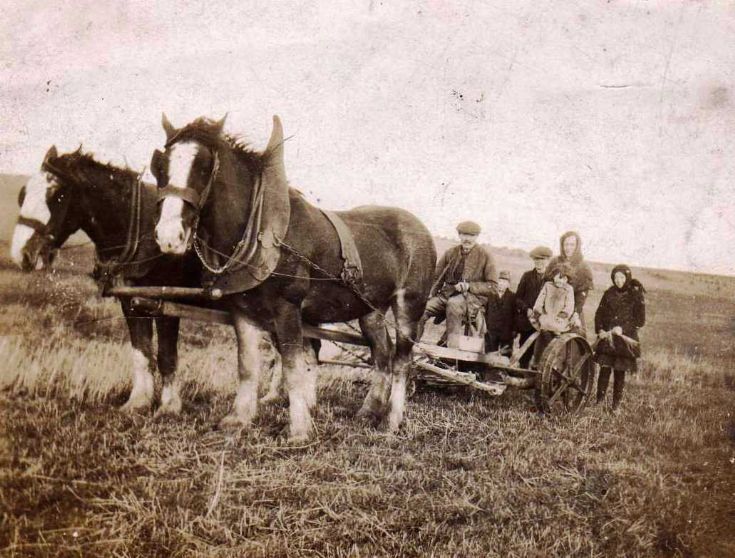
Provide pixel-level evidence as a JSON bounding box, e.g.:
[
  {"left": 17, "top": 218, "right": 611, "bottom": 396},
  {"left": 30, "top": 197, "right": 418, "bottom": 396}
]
[
  {"left": 162, "top": 113, "right": 176, "bottom": 140},
  {"left": 213, "top": 113, "right": 227, "bottom": 134},
  {"left": 17, "top": 185, "right": 26, "bottom": 207},
  {"left": 44, "top": 145, "right": 58, "bottom": 163},
  {"left": 150, "top": 149, "right": 164, "bottom": 181}
]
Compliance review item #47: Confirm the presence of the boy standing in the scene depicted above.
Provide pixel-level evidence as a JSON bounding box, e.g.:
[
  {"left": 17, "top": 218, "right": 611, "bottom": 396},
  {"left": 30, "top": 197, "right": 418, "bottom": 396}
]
[{"left": 485, "top": 270, "right": 516, "bottom": 352}]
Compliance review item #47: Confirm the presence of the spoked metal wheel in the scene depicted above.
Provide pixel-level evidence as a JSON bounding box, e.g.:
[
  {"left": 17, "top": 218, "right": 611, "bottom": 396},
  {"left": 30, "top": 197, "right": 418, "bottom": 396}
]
[{"left": 534, "top": 333, "right": 596, "bottom": 414}]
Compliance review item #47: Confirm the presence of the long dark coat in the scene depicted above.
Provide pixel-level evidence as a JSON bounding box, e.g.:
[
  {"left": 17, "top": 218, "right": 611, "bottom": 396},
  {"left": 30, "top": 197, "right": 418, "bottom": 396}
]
[{"left": 594, "top": 265, "right": 646, "bottom": 370}]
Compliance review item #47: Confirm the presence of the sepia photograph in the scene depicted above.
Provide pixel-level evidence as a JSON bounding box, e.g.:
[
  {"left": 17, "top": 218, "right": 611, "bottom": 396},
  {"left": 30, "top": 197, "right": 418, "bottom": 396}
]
[{"left": 1, "top": 1, "right": 734, "bottom": 556}]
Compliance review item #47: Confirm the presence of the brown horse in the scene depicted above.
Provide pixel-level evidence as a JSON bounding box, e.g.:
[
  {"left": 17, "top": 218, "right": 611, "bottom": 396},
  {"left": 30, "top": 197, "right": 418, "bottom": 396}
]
[
  {"left": 152, "top": 115, "right": 436, "bottom": 440},
  {"left": 11, "top": 146, "right": 221, "bottom": 415}
]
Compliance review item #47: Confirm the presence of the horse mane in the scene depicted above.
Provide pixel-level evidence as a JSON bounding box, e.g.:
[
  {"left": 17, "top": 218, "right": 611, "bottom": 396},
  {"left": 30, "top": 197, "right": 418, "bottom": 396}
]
[
  {"left": 168, "top": 118, "right": 268, "bottom": 175},
  {"left": 47, "top": 149, "right": 140, "bottom": 189}
]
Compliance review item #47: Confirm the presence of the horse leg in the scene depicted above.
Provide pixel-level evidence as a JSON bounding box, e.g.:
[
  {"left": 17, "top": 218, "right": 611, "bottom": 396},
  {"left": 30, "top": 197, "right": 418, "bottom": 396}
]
[
  {"left": 260, "top": 340, "right": 285, "bottom": 405},
  {"left": 120, "top": 301, "right": 155, "bottom": 412},
  {"left": 219, "top": 312, "right": 263, "bottom": 429},
  {"left": 272, "top": 301, "right": 315, "bottom": 442},
  {"left": 356, "top": 309, "right": 393, "bottom": 424},
  {"left": 388, "top": 289, "right": 423, "bottom": 432},
  {"left": 154, "top": 316, "right": 182, "bottom": 416}
]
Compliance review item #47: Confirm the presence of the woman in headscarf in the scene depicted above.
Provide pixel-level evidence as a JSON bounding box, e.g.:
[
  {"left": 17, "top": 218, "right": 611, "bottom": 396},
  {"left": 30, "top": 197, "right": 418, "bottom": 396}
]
[
  {"left": 545, "top": 231, "right": 594, "bottom": 331},
  {"left": 594, "top": 264, "right": 646, "bottom": 411}
]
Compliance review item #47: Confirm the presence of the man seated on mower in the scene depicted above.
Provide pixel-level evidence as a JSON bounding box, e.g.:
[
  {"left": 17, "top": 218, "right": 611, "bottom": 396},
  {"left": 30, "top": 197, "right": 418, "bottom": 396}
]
[
  {"left": 420, "top": 221, "right": 497, "bottom": 344},
  {"left": 529, "top": 262, "right": 580, "bottom": 365}
]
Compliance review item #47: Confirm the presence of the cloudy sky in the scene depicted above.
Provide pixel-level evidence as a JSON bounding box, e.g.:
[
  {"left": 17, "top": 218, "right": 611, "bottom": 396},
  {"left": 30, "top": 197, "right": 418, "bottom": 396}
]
[{"left": 1, "top": 0, "right": 734, "bottom": 275}]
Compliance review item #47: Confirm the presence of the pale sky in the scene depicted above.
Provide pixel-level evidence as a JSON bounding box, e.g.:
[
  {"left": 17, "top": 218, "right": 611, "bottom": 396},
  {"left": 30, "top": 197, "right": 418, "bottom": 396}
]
[{"left": 1, "top": 0, "right": 734, "bottom": 275}]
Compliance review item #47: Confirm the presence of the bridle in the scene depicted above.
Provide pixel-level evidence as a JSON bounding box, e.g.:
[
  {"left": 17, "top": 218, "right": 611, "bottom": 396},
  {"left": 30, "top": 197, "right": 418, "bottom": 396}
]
[
  {"left": 16, "top": 163, "right": 75, "bottom": 248},
  {"left": 156, "top": 135, "right": 221, "bottom": 222},
  {"left": 156, "top": 137, "right": 266, "bottom": 275},
  {"left": 16, "top": 214, "right": 55, "bottom": 242}
]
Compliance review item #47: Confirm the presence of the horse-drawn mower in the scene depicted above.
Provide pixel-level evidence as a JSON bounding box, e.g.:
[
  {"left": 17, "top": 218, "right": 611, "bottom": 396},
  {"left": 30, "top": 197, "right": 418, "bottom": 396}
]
[{"left": 107, "top": 285, "right": 597, "bottom": 415}]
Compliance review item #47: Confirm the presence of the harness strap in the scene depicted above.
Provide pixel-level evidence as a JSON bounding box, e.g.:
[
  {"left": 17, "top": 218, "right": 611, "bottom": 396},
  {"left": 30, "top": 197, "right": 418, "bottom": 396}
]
[
  {"left": 157, "top": 184, "right": 201, "bottom": 207},
  {"left": 193, "top": 173, "right": 264, "bottom": 275},
  {"left": 94, "top": 175, "right": 144, "bottom": 283},
  {"left": 17, "top": 216, "right": 51, "bottom": 238},
  {"left": 320, "top": 210, "right": 363, "bottom": 287}
]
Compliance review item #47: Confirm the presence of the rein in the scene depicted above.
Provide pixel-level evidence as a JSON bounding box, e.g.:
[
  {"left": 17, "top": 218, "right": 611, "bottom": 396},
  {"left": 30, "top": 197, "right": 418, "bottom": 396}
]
[
  {"left": 156, "top": 140, "right": 266, "bottom": 276},
  {"left": 94, "top": 173, "right": 144, "bottom": 284},
  {"left": 194, "top": 172, "right": 265, "bottom": 275}
]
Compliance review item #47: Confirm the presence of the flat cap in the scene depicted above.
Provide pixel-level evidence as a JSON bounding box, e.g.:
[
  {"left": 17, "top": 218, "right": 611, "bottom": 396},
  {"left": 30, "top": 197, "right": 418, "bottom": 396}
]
[
  {"left": 529, "top": 246, "right": 552, "bottom": 259},
  {"left": 499, "top": 270, "right": 511, "bottom": 281},
  {"left": 456, "top": 221, "right": 481, "bottom": 235}
]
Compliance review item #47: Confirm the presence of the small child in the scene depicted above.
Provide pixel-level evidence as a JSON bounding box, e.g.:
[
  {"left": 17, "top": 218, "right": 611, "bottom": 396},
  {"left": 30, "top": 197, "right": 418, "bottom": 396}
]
[
  {"left": 485, "top": 270, "right": 516, "bottom": 353},
  {"left": 532, "top": 263, "right": 575, "bottom": 334},
  {"left": 530, "top": 263, "right": 576, "bottom": 367},
  {"left": 594, "top": 264, "right": 646, "bottom": 412}
]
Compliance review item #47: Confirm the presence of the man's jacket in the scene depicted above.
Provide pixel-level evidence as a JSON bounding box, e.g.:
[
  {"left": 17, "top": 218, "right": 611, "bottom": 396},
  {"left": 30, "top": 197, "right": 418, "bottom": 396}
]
[{"left": 430, "top": 244, "right": 497, "bottom": 300}]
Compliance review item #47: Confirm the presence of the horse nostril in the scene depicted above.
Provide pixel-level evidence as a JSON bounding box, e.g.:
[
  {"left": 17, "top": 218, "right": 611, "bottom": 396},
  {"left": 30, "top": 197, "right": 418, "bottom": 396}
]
[{"left": 178, "top": 231, "right": 184, "bottom": 243}]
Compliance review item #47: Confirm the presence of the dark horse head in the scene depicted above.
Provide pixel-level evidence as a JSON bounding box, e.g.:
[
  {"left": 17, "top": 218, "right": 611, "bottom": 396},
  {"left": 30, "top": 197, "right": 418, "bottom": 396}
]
[
  {"left": 151, "top": 114, "right": 281, "bottom": 256},
  {"left": 11, "top": 146, "right": 84, "bottom": 271},
  {"left": 11, "top": 146, "right": 144, "bottom": 272}
]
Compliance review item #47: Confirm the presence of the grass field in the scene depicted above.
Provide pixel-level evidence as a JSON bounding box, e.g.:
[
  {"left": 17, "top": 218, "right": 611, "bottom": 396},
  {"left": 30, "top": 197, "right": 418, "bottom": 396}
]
[{"left": 1, "top": 241, "right": 734, "bottom": 557}]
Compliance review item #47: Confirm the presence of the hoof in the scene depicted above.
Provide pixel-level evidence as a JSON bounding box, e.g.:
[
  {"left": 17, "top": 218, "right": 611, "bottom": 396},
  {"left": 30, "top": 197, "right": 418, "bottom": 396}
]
[
  {"left": 153, "top": 404, "right": 181, "bottom": 420},
  {"left": 356, "top": 407, "right": 383, "bottom": 427},
  {"left": 218, "top": 414, "right": 250, "bottom": 431},
  {"left": 386, "top": 416, "right": 403, "bottom": 434},
  {"left": 287, "top": 428, "right": 311, "bottom": 444},
  {"left": 120, "top": 398, "right": 152, "bottom": 414},
  {"left": 260, "top": 392, "right": 287, "bottom": 406},
  {"left": 287, "top": 433, "right": 311, "bottom": 445}
]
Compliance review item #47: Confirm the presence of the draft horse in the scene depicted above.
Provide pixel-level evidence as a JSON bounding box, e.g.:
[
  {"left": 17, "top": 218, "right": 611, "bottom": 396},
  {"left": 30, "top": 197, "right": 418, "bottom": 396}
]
[
  {"left": 152, "top": 114, "right": 436, "bottom": 440},
  {"left": 11, "top": 146, "right": 227, "bottom": 415}
]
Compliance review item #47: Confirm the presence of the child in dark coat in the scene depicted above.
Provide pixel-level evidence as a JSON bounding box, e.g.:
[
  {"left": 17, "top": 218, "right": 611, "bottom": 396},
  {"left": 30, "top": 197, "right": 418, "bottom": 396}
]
[
  {"left": 485, "top": 270, "right": 516, "bottom": 353},
  {"left": 594, "top": 264, "right": 646, "bottom": 411}
]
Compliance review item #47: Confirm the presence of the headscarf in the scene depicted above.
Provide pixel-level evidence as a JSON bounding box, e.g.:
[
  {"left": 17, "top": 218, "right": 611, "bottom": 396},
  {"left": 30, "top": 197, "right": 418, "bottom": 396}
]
[
  {"left": 559, "top": 231, "right": 583, "bottom": 263},
  {"left": 610, "top": 264, "right": 645, "bottom": 294}
]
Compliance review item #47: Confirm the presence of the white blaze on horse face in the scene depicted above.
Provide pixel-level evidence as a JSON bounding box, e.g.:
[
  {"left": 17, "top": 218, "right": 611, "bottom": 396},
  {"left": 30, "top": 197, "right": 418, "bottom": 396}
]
[
  {"left": 155, "top": 141, "right": 199, "bottom": 254},
  {"left": 11, "top": 173, "right": 52, "bottom": 268}
]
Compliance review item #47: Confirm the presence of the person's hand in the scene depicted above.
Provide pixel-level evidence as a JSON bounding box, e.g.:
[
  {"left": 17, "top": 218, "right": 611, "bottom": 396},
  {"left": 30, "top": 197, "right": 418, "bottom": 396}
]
[
  {"left": 558, "top": 312, "right": 569, "bottom": 320},
  {"left": 598, "top": 330, "right": 610, "bottom": 340},
  {"left": 455, "top": 282, "right": 469, "bottom": 294},
  {"left": 527, "top": 308, "right": 534, "bottom": 319},
  {"left": 612, "top": 326, "right": 623, "bottom": 336}
]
